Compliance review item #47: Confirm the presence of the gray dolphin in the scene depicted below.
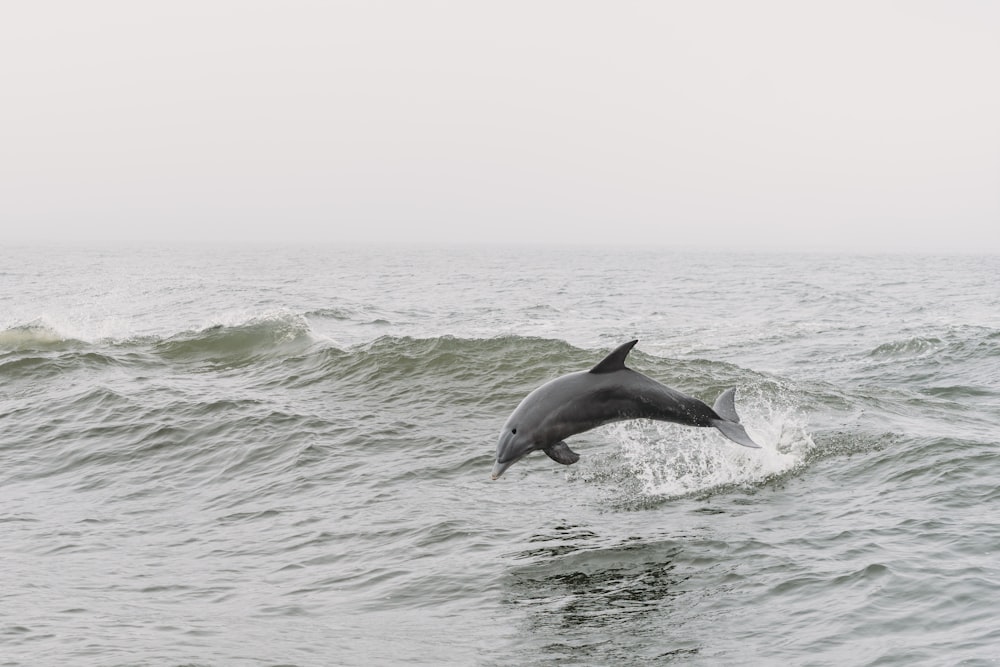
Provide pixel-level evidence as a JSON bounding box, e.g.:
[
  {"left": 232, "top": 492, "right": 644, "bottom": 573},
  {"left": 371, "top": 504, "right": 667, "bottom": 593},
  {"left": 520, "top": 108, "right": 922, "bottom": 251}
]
[{"left": 491, "top": 339, "right": 761, "bottom": 479}]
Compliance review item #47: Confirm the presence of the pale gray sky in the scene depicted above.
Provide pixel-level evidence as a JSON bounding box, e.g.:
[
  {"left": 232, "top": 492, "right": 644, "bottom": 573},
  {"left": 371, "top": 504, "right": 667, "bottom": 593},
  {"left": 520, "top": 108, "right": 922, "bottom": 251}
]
[{"left": 2, "top": 1, "right": 998, "bottom": 251}]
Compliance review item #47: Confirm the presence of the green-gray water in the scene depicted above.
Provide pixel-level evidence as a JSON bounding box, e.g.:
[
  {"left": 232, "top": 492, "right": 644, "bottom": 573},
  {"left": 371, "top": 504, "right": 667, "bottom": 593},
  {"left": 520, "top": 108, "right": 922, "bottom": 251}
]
[{"left": 2, "top": 246, "right": 998, "bottom": 665}]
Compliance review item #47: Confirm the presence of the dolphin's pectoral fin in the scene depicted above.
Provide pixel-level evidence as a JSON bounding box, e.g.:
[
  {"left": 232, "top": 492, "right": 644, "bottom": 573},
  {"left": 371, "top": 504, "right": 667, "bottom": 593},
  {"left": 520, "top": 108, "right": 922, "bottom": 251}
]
[{"left": 543, "top": 441, "right": 580, "bottom": 465}]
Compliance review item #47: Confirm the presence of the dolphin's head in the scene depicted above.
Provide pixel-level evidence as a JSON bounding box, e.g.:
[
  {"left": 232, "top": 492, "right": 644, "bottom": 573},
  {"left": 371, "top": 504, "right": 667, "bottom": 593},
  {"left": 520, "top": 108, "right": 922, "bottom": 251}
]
[{"left": 491, "top": 423, "right": 538, "bottom": 480}]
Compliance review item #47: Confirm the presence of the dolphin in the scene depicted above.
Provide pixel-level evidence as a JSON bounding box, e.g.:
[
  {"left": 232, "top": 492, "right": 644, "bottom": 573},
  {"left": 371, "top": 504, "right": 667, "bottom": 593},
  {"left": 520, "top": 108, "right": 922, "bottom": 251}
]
[{"left": 491, "top": 339, "right": 761, "bottom": 479}]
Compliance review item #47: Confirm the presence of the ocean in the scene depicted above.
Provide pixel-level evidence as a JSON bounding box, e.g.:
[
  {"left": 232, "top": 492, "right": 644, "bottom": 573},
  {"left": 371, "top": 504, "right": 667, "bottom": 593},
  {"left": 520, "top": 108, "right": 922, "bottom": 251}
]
[{"left": 1, "top": 245, "right": 998, "bottom": 666}]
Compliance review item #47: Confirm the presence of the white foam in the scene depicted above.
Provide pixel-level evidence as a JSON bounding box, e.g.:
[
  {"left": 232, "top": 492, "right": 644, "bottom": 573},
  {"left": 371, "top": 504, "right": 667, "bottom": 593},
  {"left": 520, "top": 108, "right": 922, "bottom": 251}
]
[{"left": 610, "top": 396, "right": 815, "bottom": 499}]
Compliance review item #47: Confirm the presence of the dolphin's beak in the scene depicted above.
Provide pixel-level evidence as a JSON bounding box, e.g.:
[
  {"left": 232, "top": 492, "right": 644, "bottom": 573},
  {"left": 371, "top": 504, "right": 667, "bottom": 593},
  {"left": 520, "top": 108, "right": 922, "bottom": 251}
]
[{"left": 491, "top": 459, "right": 513, "bottom": 480}]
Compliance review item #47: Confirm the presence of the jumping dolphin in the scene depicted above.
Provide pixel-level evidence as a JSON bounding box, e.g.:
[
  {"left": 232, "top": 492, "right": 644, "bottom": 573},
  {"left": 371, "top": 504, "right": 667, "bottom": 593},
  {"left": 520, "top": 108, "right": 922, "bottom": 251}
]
[{"left": 491, "top": 339, "right": 761, "bottom": 479}]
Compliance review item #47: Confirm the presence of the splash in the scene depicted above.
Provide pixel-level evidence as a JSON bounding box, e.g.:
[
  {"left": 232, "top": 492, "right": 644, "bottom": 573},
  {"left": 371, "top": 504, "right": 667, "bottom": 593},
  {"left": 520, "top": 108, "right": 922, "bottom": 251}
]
[{"left": 606, "top": 391, "right": 815, "bottom": 501}]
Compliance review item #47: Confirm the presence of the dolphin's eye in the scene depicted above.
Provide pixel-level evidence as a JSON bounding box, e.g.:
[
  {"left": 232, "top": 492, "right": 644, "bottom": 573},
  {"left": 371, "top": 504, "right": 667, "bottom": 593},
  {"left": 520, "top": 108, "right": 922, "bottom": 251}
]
[{"left": 512, "top": 428, "right": 517, "bottom": 434}]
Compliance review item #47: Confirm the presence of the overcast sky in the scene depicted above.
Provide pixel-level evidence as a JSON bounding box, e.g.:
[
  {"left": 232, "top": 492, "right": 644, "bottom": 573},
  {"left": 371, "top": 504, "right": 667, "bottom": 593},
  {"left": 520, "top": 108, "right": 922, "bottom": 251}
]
[{"left": 2, "top": 1, "right": 998, "bottom": 251}]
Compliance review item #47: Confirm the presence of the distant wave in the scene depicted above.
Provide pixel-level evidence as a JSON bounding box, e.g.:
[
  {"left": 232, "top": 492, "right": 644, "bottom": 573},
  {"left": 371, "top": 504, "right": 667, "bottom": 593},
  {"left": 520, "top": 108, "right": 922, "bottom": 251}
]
[
  {"left": 860, "top": 327, "right": 1000, "bottom": 398},
  {"left": 868, "top": 336, "right": 943, "bottom": 359},
  {"left": 306, "top": 307, "right": 358, "bottom": 321},
  {"left": 866, "top": 326, "right": 999, "bottom": 361},
  {"left": 0, "top": 320, "right": 81, "bottom": 351},
  {"left": 2, "top": 328, "right": 789, "bottom": 399},
  {"left": 1, "top": 311, "right": 325, "bottom": 369},
  {"left": 153, "top": 312, "right": 318, "bottom": 367}
]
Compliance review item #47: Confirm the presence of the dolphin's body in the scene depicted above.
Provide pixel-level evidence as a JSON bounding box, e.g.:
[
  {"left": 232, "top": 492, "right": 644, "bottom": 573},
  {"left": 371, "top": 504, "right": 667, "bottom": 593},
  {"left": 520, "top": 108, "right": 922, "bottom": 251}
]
[{"left": 491, "top": 340, "right": 761, "bottom": 479}]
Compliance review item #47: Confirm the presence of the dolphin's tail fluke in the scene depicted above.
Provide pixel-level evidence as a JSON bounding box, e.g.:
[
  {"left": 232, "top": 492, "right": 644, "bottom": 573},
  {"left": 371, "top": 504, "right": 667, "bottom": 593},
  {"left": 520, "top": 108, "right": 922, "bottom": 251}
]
[{"left": 710, "top": 388, "right": 762, "bottom": 448}]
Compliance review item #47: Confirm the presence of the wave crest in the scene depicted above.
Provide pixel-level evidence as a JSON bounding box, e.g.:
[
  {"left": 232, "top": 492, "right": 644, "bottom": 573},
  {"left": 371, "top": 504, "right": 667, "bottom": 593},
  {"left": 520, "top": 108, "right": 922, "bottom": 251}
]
[
  {"left": 0, "top": 320, "right": 78, "bottom": 351},
  {"left": 868, "top": 337, "right": 942, "bottom": 359},
  {"left": 154, "top": 311, "right": 317, "bottom": 366}
]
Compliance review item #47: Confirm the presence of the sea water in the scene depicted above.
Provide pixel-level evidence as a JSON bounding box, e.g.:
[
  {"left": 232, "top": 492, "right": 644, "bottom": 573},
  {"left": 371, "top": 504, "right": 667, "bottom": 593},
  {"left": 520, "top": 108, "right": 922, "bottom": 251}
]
[{"left": 2, "top": 245, "right": 998, "bottom": 665}]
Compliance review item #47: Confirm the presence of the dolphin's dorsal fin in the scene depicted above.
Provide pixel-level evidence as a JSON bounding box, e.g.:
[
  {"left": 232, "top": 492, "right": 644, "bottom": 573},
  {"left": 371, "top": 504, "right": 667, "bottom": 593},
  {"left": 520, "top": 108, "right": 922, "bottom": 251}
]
[{"left": 589, "top": 339, "right": 638, "bottom": 374}]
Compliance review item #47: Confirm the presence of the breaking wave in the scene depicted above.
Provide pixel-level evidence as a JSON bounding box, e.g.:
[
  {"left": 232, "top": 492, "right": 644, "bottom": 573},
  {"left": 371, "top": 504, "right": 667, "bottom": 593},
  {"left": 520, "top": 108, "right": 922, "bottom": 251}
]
[{"left": 0, "top": 320, "right": 81, "bottom": 351}]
